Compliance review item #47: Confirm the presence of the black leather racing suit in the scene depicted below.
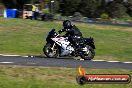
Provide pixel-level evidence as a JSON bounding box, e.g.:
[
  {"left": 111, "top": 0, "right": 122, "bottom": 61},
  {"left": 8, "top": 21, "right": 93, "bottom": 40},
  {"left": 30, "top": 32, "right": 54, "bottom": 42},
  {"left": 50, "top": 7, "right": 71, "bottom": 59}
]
[{"left": 59, "top": 25, "right": 83, "bottom": 49}]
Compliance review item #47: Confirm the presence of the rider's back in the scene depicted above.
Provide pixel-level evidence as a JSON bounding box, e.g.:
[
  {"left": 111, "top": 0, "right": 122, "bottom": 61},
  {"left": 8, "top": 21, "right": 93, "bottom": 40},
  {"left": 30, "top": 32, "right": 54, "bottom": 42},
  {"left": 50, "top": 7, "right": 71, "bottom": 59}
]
[{"left": 66, "top": 25, "right": 82, "bottom": 37}]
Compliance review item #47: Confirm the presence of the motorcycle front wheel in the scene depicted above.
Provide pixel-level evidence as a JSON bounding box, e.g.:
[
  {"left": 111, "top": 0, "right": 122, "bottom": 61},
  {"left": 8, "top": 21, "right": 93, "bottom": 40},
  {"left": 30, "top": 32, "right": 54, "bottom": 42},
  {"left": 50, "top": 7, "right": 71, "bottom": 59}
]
[
  {"left": 80, "top": 46, "right": 95, "bottom": 60},
  {"left": 43, "top": 43, "right": 59, "bottom": 58}
]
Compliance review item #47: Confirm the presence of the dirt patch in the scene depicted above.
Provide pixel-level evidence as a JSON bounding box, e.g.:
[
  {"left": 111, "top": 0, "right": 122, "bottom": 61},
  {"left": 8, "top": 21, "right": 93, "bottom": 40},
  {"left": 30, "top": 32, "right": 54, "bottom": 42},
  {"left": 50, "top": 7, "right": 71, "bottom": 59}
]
[{"left": 0, "top": 27, "right": 5, "bottom": 32}]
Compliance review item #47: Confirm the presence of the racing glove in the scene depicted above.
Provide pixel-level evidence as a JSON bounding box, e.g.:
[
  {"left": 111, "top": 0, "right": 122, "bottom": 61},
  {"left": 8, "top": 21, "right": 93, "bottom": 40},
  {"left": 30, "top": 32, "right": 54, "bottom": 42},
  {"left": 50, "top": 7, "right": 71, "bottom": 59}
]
[{"left": 58, "top": 29, "right": 65, "bottom": 34}]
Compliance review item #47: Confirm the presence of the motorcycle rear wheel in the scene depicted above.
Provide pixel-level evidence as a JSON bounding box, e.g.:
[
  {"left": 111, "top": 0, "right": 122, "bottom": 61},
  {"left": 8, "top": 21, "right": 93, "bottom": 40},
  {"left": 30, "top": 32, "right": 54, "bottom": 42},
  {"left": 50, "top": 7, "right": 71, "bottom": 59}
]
[
  {"left": 43, "top": 43, "right": 59, "bottom": 58},
  {"left": 80, "top": 46, "right": 95, "bottom": 60}
]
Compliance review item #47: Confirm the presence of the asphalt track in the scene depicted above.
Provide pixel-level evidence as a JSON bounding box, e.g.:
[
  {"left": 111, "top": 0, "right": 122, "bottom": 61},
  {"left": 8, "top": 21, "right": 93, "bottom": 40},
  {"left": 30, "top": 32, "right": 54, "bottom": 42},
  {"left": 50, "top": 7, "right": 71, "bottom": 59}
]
[{"left": 0, "top": 56, "right": 132, "bottom": 70}]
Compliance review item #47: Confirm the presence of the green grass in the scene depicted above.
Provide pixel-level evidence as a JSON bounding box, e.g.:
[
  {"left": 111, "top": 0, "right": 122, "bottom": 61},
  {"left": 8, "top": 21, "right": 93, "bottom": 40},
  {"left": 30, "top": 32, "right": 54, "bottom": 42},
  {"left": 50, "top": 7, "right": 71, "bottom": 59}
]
[
  {"left": 0, "top": 18, "right": 132, "bottom": 61},
  {"left": 0, "top": 66, "right": 131, "bottom": 88}
]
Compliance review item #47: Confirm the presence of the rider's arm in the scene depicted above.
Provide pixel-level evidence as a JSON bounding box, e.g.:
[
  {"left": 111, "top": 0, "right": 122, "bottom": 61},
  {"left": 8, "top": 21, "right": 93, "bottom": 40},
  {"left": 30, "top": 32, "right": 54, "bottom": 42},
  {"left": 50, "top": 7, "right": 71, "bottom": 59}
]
[
  {"left": 59, "top": 28, "right": 72, "bottom": 34},
  {"left": 58, "top": 29, "right": 66, "bottom": 33}
]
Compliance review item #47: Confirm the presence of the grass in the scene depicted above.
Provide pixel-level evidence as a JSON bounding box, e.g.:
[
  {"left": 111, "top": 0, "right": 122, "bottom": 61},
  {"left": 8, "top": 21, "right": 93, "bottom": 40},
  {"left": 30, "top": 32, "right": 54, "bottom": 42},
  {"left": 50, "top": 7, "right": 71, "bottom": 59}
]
[
  {"left": 0, "top": 66, "right": 131, "bottom": 88},
  {"left": 0, "top": 17, "right": 132, "bottom": 61}
]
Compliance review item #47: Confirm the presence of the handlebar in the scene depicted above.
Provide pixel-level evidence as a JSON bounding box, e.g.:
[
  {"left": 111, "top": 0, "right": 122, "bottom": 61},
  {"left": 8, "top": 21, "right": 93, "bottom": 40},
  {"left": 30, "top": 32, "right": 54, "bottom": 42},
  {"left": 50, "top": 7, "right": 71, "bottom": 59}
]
[{"left": 55, "top": 34, "right": 60, "bottom": 38}]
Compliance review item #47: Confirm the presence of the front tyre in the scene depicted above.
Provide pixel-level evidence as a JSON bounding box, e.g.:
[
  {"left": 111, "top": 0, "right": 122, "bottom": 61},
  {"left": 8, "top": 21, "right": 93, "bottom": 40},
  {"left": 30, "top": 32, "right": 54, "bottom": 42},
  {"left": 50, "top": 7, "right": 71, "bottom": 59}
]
[
  {"left": 43, "top": 43, "right": 59, "bottom": 58},
  {"left": 80, "top": 46, "right": 95, "bottom": 60}
]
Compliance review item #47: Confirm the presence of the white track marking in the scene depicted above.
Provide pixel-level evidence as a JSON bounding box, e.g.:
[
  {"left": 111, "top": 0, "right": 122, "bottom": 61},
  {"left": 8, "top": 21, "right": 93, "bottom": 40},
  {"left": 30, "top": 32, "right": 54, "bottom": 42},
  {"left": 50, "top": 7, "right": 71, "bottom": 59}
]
[
  {"left": 107, "top": 61, "right": 120, "bottom": 62},
  {"left": 0, "top": 62, "right": 14, "bottom": 64},
  {"left": 0, "top": 54, "right": 21, "bottom": 56},
  {"left": 0, "top": 54, "right": 29, "bottom": 57},
  {"left": 21, "top": 56, "right": 29, "bottom": 57},
  {"left": 123, "top": 62, "right": 132, "bottom": 64},
  {"left": 92, "top": 60, "right": 106, "bottom": 61},
  {"left": 80, "top": 59, "right": 84, "bottom": 61}
]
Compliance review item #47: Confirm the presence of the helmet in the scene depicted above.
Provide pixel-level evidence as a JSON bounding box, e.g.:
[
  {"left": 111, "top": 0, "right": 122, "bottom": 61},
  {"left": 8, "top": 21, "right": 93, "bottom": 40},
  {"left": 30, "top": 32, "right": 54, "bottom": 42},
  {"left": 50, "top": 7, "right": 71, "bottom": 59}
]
[{"left": 63, "top": 20, "right": 72, "bottom": 29}]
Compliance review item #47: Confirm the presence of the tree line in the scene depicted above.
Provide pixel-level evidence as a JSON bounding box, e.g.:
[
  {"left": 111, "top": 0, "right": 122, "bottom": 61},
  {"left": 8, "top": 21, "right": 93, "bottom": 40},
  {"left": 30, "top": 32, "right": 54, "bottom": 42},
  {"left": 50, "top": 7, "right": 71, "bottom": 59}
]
[
  {"left": 1, "top": 0, "right": 132, "bottom": 18},
  {"left": 1, "top": 0, "right": 40, "bottom": 9},
  {"left": 57, "top": 0, "right": 132, "bottom": 18}
]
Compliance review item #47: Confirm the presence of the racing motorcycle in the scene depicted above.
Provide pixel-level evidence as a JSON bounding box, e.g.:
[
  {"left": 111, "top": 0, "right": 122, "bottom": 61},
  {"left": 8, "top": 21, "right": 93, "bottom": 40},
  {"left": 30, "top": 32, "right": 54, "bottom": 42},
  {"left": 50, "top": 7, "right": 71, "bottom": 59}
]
[{"left": 43, "top": 29, "right": 95, "bottom": 60}]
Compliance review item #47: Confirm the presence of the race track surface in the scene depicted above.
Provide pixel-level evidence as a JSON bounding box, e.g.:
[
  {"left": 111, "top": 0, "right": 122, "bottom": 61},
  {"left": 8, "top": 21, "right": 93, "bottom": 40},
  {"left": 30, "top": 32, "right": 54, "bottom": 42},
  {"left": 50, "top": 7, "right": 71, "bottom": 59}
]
[{"left": 0, "top": 56, "right": 131, "bottom": 70}]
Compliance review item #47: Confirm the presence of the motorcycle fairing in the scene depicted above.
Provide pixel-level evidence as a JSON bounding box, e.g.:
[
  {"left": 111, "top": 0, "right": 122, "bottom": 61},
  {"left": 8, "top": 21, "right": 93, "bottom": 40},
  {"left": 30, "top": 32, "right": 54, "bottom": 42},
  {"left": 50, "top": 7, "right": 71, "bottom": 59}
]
[{"left": 51, "top": 37, "right": 74, "bottom": 56}]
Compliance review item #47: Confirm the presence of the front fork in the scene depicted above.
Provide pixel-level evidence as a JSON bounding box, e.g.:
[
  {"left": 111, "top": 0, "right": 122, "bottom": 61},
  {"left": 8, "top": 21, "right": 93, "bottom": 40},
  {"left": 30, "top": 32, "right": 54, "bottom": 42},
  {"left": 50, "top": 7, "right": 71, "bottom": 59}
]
[{"left": 51, "top": 43, "right": 56, "bottom": 50}]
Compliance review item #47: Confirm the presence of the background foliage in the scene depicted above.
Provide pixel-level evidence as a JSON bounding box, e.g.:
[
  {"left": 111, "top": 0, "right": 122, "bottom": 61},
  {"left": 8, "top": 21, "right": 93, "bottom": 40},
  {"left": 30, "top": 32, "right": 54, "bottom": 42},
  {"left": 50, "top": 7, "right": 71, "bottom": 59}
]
[{"left": 1, "top": 0, "right": 132, "bottom": 18}]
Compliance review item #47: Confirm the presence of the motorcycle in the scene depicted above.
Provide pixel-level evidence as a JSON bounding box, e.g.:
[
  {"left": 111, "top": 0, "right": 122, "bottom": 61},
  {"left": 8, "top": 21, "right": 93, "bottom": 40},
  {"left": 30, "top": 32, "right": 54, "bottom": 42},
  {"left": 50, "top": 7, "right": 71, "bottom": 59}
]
[{"left": 43, "top": 29, "right": 95, "bottom": 60}]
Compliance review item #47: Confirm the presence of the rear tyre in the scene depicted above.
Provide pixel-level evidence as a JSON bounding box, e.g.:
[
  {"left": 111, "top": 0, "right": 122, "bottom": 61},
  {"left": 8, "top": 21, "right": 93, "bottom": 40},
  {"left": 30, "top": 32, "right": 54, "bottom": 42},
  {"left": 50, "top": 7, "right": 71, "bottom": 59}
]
[
  {"left": 43, "top": 43, "right": 59, "bottom": 58},
  {"left": 80, "top": 46, "right": 95, "bottom": 60}
]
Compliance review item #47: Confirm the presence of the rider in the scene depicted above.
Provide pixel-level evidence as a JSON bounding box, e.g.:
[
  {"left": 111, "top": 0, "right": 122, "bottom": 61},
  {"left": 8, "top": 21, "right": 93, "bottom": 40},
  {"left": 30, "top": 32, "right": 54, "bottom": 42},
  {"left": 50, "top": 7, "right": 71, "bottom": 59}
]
[{"left": 58, "top": 20, "right": 83, "bottom": 53}]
